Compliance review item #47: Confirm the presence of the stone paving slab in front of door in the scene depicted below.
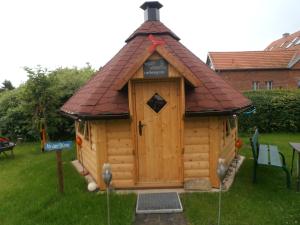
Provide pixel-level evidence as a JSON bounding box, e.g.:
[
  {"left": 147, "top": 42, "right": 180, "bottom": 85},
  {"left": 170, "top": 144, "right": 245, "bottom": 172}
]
[{"left": 133, "top": 213, "right": 188, "bottom": 225}]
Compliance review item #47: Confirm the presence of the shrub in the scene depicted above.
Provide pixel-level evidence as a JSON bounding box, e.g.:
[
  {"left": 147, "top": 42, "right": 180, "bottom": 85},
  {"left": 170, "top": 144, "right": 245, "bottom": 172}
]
[
  {"left": 0, "top": 65, "right": 95, "bottom": 141},
  {"left": 239, "top": 90, "right": 300, "bottom": 133}
]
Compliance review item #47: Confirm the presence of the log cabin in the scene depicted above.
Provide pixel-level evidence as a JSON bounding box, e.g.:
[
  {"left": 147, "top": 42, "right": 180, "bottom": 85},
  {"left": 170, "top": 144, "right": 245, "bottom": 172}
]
[{"left": 60, "top": 1, "right": 252, "bottom": 190}]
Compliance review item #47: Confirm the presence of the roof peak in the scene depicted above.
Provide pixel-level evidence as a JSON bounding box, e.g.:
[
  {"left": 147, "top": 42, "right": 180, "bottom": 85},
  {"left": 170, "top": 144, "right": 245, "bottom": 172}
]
[{"left": 125, "top": 20, "right": 180, "bottom": 43}]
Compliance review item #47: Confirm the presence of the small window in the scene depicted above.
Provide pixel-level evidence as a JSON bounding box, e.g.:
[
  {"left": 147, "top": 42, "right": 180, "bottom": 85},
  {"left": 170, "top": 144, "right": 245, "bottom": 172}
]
[
  {"left": 229, "top": 116, "right": 236, "bottom": 129},
  {"left": 291, "top": 37, "right": 299, "bottom": 43},
  {"left": 252, "top": 81, "right": 260, "bottom": 91},
  {"left": 280, "top": 41, "right": 286, "bottom": 47},
  {"left": 147, "top": 93, "right": 167, "bottom": 113},
  {"left": 295, "top": 39, "right": 300, "bottom": 45},
  {"left": 77, "top": 120, "right": 90, "bottom": 141},
  {"left": 78, "top": 121, "right": 85, "bottom": 135},
  {"left": 298, "top": 80, "right": 300, "bottom": 88},
  {"left": 265, "top": 81, "right": 273, "bottom": 90},
  {"left": 225, "top": 119, "right": 231, "bottom": 137},
  {"left": 84, "top": 122, "right": 90, "bottom": 141},
  {"left": 224, "top": 116, "right": 236, "bottom": 137}
]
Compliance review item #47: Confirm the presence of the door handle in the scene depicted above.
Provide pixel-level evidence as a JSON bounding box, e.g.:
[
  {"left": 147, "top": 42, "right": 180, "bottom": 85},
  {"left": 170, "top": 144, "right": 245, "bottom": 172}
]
[{"left": 138, "top": 121, "right": 145, "bottom": 136}]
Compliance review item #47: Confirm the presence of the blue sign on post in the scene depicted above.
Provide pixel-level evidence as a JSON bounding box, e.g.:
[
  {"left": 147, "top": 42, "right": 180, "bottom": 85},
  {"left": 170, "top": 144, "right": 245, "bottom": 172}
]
[
  {"left": 44, "top": 141, "right": 73, "bottom": 193},
  {"left": 44, "top": 141, "right": 73, "bottom": 151}
]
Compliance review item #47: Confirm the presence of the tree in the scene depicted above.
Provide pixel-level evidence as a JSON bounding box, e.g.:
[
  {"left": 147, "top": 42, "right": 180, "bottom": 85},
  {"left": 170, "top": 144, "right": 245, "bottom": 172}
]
[
  {"left": 0, "top": 80, "right": 15, "bottom": 92},
  {"left": 0, "top": 65, "right": 95, "bottom": 141},
  {"left": 0, "top": 86, "right": 31, "bottom": 139},
  {"left": 22, "top": 66, "right": 58, "bottom": 140},
  {"left": 46, "top": 64, "right": 96, "bottom": 139}
]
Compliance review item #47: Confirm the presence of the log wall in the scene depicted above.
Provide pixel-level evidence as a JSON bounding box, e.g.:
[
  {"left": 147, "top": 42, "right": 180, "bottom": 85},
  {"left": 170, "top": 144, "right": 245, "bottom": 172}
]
[
  {"left": 105, "top": 120, "right": 135, "bottom": 189},
  {"left": 76, "top": 116, "right": 237, "bottom": 190},
  {"left": 75, "top": 121, "right": 98, "bottom": 185},
  {"left": 184, "top": 117, "right": 210, "bottom": 182},
  {"left": 76, "top": 120, "right": 134, "bottom": 190},
  {"left": 219, "top": 116, "right": 237, "bottom": 166},
  {"left": 184, "top": 116, "right": 231, "bottom": 188}
]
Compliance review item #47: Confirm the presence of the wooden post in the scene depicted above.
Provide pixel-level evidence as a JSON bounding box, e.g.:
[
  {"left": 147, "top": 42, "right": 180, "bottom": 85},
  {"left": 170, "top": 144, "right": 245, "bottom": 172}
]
[{"left": 56, "top": 150, "right": 64, "bottom": 193}]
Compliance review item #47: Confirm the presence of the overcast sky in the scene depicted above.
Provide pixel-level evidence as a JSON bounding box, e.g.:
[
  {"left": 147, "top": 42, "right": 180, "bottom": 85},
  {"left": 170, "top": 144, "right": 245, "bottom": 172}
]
[{"left": 0, "top": 0, "right": 299, "bottom": 87}]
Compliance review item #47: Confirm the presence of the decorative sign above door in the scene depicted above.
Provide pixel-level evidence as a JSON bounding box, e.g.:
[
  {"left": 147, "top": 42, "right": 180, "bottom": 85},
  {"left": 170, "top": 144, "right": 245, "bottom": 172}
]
[{"left": 143, "top": 59, "right": 168, "bottom": 78}]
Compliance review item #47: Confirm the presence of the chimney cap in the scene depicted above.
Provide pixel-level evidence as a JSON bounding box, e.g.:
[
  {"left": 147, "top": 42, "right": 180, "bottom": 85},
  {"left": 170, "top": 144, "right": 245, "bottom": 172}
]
[
  {"left": 140, "top": 1, "right": 163, "bottom": 10},
  {"left": 282, "top": 33, "right": 290, "bottom": 38}
]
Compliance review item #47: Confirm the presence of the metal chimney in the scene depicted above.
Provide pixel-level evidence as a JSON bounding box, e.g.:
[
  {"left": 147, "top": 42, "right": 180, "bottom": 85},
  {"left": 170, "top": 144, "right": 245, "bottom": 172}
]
[
  {"left": 282, "top": 33, "right": 290, "bottom": 38},
  {"left": 140, "top": 1, "right": 163, "bottom": 21}
]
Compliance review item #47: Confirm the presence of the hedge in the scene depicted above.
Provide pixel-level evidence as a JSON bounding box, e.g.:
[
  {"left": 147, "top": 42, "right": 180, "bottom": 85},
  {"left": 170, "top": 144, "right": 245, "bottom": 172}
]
[{"left": 239, "top": 90, "right": 300, "bottom": 133}]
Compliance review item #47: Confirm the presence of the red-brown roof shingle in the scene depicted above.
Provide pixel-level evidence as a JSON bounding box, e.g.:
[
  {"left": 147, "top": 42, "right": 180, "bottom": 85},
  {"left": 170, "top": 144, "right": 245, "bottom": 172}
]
[
  {"left": 61, "top": 21, "right": 251, "bottom": 118},
  {"left": 126, "top": 21, "right": 180, "bottom": 42}
]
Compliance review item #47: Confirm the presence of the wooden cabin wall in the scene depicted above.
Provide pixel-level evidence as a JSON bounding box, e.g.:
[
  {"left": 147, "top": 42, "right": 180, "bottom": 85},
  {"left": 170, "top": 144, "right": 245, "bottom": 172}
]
[
  {"left": 91, "top": 120, "right": 134, "bottom": 190},
  {"left": 106, "top": 120, "right": 134, "bottom": 189},
  {"left": 219, "top": 116, "right": 237, "bottom": 166},
  {"left": 74, "top": 117, "right": 235, "bottom": 191},
  {"left": 184, "top": 116, "right": 224, "bottom": 189},
  {"left": 184, "top": 117, "right": 210, "bottom": 187},
  {"left": 75, "top": 121, "right": 98, "bottom": 185}
]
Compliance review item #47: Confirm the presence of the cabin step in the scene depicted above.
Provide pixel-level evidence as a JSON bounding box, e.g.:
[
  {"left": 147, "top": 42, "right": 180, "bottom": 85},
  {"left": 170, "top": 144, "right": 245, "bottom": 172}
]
[{"left": 136, "top": 192, "right": 183, "bottom": 214}]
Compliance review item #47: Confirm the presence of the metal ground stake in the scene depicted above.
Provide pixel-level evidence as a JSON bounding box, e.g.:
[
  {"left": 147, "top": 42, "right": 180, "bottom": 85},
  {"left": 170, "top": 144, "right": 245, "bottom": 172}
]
[{"left": 102, "top": 163, "right": 112, "bottom": 225}]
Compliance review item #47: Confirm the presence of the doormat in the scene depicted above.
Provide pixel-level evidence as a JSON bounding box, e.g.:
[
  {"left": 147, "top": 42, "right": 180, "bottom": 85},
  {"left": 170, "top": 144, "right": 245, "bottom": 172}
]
[{"left": 136, "top": 192, "right": 183, "bottom": 214}]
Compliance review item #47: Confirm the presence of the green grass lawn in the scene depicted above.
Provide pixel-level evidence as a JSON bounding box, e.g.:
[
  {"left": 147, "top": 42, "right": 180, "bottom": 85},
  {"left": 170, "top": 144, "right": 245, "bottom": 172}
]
[
  {"left": 1, "top": 133, "right": 300, "bottom": 225},
  {"left": 0, "top": 143, "right": 136, "bottom": 225},
  {"left": 182, "top": 132, "right": 300, "bottom": 225}
]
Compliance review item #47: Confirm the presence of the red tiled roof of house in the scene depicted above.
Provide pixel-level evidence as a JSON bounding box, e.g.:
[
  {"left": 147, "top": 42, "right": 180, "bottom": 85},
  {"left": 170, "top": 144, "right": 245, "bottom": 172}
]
[
  {"left": 61, "top": 21, "right": 251, "bottom": 118},
  {"left": 208, "top": 50, "right": 298, "bottom": 70},
  {"left": 265, "top": 31, "right": 300, "bottom": 51}
]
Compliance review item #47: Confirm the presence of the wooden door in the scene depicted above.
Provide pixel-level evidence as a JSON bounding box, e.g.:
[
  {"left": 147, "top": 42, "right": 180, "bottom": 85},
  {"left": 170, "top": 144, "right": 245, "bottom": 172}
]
[{"left": 133, "top": 79, "right": 182, "bottom": 187}]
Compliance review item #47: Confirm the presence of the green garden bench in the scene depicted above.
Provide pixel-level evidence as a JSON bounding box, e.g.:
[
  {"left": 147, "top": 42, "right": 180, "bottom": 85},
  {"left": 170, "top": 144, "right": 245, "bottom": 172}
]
[{"left": 250, "top": 129, "right": 291, "bottom": 188}]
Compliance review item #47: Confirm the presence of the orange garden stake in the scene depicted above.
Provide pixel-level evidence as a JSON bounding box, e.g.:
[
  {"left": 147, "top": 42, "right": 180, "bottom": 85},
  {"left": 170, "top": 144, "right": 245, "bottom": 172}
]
[
  {"left": 40, "top": 119, "right": 47, "bottom": 152},
  {"left": 235, "top": 138, "right": 243, "bottom": 149},
  {"left": 76, "top": 136, "right": 82, "bottom": 146},
  {"left": 76, "top": 135, "right": 89, "bottom": 176}
]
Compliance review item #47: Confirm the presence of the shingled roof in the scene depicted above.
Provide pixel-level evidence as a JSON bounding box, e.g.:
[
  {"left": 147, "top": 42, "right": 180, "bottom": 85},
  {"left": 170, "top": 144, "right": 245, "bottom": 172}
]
[
  {"left": 61, "top": 12, "right": 251, "bottom": 119},
  {"left": 208, "top": 50, "right": 299, "bottom": 70}
]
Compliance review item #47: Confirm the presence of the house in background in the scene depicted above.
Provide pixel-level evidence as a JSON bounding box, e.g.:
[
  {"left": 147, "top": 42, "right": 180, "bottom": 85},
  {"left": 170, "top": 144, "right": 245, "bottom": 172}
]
[
  {"left": 207, "top": 31, "right": 300, "bottom": 91},
  {"left": 265, "top": 31, "right": 300, "bottom": 51}
]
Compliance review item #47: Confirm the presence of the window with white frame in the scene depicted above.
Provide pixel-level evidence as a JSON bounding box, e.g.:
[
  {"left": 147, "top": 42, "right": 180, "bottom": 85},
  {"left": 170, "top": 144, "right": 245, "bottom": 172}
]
[
  {"left": 291, "top": 37, "right": 299, "bottom": 43},
  {"left": 286, "top": 42, "right": 294, "bottom": 48},
  {"left": 265, "top": 81, "right": 273, "bottom": 90},
  {"left": 280, "top": 41, "right": 286, "bottom": 47},
  {"left": 252, "top": 81, "right": 260, "bottom": 90}
]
